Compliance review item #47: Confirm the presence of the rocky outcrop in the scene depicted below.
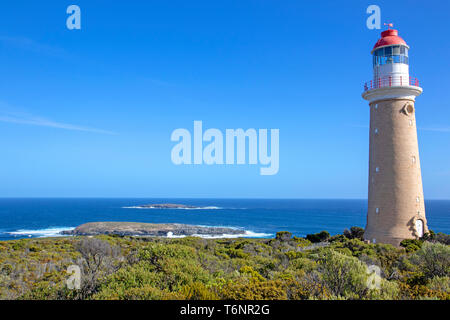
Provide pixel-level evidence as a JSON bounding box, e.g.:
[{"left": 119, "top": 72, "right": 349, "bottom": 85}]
[
  {"left": 132, "top": 204, "right": 199, "bottom": 209},
  {"left": 61, "top": 222, "right": 244, "bottom": 237}
]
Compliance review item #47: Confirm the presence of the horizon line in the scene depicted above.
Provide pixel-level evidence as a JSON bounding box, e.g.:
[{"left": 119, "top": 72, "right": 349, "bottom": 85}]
[{"left": 0, "top": 196, "right": 449, "bottom": 201}]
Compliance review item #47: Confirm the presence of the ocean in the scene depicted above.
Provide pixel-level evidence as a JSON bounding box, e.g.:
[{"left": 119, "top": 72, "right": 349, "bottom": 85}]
[{"left": 0, "top": 198, "right": 448, "bottom": 241}]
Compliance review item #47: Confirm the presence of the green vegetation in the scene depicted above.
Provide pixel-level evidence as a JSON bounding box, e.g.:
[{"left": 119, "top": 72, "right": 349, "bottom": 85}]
[{"left": 0, "top": 229, "right": 449, "bottom": 300}]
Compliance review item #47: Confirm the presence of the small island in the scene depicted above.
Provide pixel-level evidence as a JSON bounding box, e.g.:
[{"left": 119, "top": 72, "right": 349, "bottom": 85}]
[
  {"left": 128, "top": 203, "right": 201, "bottom": 209},
  {"left": 61, "top": 222, "right": 244, "bottom": 237}
]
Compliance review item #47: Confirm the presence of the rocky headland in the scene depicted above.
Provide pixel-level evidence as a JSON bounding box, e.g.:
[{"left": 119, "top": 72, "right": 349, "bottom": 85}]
[{"left": 61, "top": 222, "right": 244, "bottom": 237}]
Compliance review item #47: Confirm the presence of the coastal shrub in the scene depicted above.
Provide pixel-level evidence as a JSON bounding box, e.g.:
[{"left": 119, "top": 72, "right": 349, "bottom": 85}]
[
  {"left": 227, "top": 248, "right": 250, "bottom": 259},
  {"left": 276, "top": 231, "right": 292, "bottom": 242},
  {"left": 433, "top": 232, "right": 450, "bottom": 245},
  {"left": 366, "top": 278, "right": 400, "bottom": 300},
  {"left": 343, "top": 227, "right": 365, "bottom": 240},
  {"left": 306, "top": 231, "right": 330, "bottom": 243},
  {"left": 1, "top": 231, "right": 449, "bottom": 300},
  {"left": 95, "top": 284, "right": 184, "bottom": 300},
  {"left": 219, "top": 279, "right": 287, "bottom": 300},
  {"left": 293, "top": 237, "right": 312, "bottom": 248},
  {"left": 179, "top": 282, "right": 219, "bottom": 300},
  {"left": 20, "top": 281, "right": 63, "bottom": 300},
  {"left": 329, "top": 234, "right": 346, "bottom": 243},
  {"left": 139, "top": 243, "right": 196, "bottom": 261},
  {"left": 423, "top": 231, "right": 450, "bottom": 245},
  {"left": 408, "top": 242, "right": 450, "bottom": 279},
  {"left": 239, "top": 266, "right": 265, "bottom": 282},
  {"left": 74, "top": 238, "right": 122, "bottom": 299},
  {"left": 400, "top": 239, "right": 423, "bottom": 252},
  {"left": 420, "top": 276, "right": 450, "bottom": 300},
  {"left": 316, "top": 250, "right": 369, "bottom": 299},
  {"left": 287, "top": 272, "right": 330, "bottom": 300},
  {"left": 289, "top": 257, "right": 317, "bottom": 272}
]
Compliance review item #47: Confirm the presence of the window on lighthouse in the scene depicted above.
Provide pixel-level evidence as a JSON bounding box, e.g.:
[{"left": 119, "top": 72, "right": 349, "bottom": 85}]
[{"left": 373, "top": 45, "right": 409, "bottom": 66}]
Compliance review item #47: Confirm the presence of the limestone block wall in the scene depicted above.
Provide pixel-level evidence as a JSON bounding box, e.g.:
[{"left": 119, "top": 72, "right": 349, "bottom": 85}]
[{"left": 364, "top": 98, "right": 428, "bottom": 247}]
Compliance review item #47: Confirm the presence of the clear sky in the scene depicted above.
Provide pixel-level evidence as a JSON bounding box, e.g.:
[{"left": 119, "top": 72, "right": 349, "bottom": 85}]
[{"left": 0, "top": 1, "right": 449, "bottom": 198}]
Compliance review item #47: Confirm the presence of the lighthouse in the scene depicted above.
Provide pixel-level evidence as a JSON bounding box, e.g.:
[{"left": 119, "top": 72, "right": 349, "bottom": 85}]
[{"left": 362, "top": 26, "right": 428, "bottom": 246}]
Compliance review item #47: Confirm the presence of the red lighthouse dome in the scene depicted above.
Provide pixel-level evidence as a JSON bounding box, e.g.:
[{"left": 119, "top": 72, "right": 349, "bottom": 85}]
[{"left": 372, "top": 29, "right": 408, "bottom": 53}]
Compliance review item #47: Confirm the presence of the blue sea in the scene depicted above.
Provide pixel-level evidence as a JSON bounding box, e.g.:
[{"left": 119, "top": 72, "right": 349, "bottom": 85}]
[{"left": 0, "top": 198, "right": 449, "bottom": 241}]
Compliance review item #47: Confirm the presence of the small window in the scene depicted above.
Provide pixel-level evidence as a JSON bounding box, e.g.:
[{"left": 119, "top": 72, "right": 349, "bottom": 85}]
[
  {"left": 416, "top": 197, "right": 420, "bottom": 203},
  {"left": 372, "top": 238, "right": 376, "bottom": 244},
  {"left": 393, "top": 46, "right": 401, "bottom": 55},
  {"left": 375, "top": 167, "right": 380, "bottom": 173},
  {"left": 409, "top": 119, "right": 413, "bottom": 126},
  {"left": 374, "top": 128, "right": 379, "bottom": 134},
  {"left": 385, "top": 46, "right": 392, "bottom": 56},
  {"left": 376, "top": 208, "right": 380, "bottom": 214},
  {"left": 412, "top": 156, "right": 416, "bottom": 164},
  {"left": 375, "top": 104, "right": 378, "bottom": 110}
]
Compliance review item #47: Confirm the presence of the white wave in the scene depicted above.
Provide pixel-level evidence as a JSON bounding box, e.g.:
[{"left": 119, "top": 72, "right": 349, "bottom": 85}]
[
  {"left": 7, "top": 227, "right": 75, "bottom": 238},
  {"left": 4, "top": 226, "right": 270, "bottom": 240},
  {"left": 166, "top": 231, "right": 186, "bottom": 238},
  {"left": 164, "top": 230, "right": 272, "bottom": 239},
  {"left": 243, "top": 230, "right": 273, "bottom": 238}
]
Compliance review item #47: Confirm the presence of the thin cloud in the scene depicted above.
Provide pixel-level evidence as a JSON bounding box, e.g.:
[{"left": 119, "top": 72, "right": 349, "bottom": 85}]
[
  {"left": 0, "top": 36, "right": 67, "bottom": 58},
  {"left": 0, "top": 110, "right": 116, "bottom": 135},
  {"left": 419, "top": 127, "right": 450, "bottom": 133}
]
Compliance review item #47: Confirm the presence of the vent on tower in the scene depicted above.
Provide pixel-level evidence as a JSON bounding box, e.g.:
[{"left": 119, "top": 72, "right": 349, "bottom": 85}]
[{"left": 403, "top": 104, "right": 414, "bottom": 115}]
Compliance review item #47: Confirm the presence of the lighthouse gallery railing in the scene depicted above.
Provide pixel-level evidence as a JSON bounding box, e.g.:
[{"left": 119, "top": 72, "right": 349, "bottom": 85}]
[{"left": 364, "top": 76, "right": 419, "bottom": 91}]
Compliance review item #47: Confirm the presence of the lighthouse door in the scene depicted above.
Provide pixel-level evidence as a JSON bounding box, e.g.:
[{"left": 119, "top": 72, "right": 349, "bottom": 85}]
[{"left": 415, "top": 220, "right": 424, "bottom": 238}]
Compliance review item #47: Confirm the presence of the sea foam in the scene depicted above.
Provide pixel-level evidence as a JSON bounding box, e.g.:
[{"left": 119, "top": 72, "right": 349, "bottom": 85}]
[{"left": 6, "top": 227, "right": 75, "bottom": 238}]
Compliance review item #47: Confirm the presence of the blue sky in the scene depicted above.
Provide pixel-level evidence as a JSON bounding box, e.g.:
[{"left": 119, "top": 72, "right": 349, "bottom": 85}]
[{"left": 0, "top": 1, "right": 449, "bottom": 198}]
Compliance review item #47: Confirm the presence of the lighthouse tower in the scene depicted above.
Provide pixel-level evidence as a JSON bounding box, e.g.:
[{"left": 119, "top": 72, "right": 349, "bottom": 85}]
[{"left": 362, "top": 26, "right": 428, "bottom": 246}]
